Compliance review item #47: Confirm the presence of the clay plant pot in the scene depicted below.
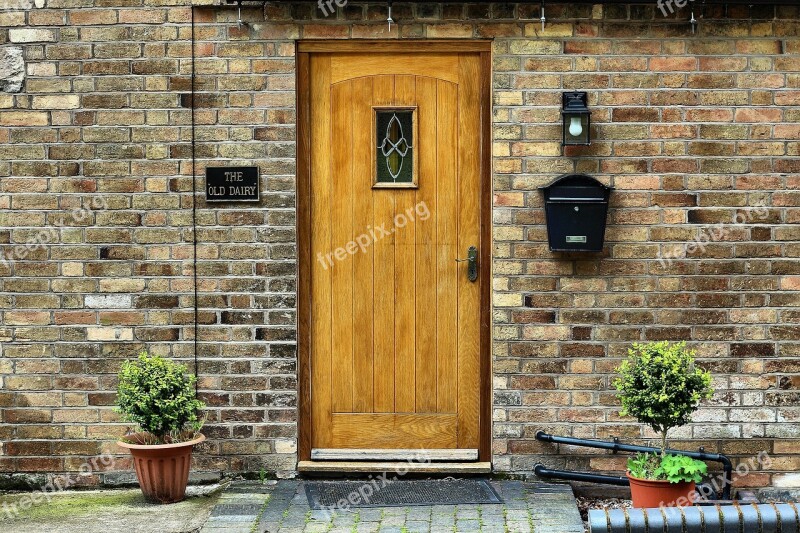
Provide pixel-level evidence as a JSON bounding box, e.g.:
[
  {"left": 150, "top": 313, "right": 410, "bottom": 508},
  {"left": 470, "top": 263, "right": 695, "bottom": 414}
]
[
  {"left": 627, "top": 472, "right": 696, "bottom": 509},
  {"left": 117, "top": 433, "right": 205, "bottom": 504}
]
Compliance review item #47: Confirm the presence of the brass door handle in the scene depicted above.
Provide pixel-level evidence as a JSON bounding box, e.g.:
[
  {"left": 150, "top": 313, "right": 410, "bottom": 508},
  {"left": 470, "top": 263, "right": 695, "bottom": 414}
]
[{"left": 455, "top": 246, "right": 478, "bottom": 282}]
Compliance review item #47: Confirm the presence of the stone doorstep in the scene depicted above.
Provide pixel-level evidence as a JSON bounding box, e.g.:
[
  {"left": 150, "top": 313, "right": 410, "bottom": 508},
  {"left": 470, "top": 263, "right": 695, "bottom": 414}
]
[{"left": 202, "top": 479, "right": 585, "bottom": 533}]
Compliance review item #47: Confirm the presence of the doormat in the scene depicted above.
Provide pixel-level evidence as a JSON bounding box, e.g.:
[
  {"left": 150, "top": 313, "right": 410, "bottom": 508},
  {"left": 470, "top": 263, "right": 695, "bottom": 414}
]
[{"left": 304, "top": 478, "right": 502, "bottom": 509}]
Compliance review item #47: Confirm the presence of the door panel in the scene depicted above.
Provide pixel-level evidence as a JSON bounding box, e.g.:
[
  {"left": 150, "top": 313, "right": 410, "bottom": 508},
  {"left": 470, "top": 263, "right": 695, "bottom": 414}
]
[
  {"left": 352, "top": 76, "right": 375, "bottom": 414},
  {"left": 456, "top": 55, "right": 481, "bottom": 449},
  {"left": 436, "top": 79, "right": 459, "bottom": 414},
  {"left": 309, "top": 54, "right": 332, "bottom": 447},
  {"left": 330, "top": 80, "right": 354, "bottom": 414},
  {"left": 308, "top": 50, "right": 484, "bottom": 451},
  {"left": 415, "top": 75, "right": 437, "bottom": 414},
  {"left": 329, "top": 414, "right": 457, "bottom": 449},
  {"left": 372, "top": 74, "right": 396, "bottom": 415},
  {"left": 330, "top": 53, "right": 460, "bottom": 84}
]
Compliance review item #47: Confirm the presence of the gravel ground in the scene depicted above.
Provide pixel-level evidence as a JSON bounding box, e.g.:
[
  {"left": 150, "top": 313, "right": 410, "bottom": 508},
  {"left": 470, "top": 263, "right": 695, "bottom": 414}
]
[{"left": 576, "top": 496, "right": 633, "bottom": 532}]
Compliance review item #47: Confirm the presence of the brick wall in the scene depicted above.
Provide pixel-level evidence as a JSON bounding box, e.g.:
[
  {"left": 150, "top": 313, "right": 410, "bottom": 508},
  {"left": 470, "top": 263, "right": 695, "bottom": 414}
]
[{"left": 0, "top": 1, "right": 799, "bottom": 489}]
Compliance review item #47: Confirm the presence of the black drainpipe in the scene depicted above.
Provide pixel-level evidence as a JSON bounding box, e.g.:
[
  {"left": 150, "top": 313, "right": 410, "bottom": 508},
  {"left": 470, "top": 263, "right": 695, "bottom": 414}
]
[
  {"left": 533, "top": 464, "right": 629, "bottom": 486},
  {"left": 534, "top": 431, "right": 733, "bottom": 500},
  {"left": 190, "top": 5, "right": 199, "bottom": 395}
]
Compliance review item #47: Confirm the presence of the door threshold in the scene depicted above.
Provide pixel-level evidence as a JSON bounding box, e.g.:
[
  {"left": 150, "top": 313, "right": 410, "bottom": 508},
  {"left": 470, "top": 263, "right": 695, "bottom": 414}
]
[
  {"left": 298, "top": 460, "right": 492, "bottom": 474},
  {"left": 311, "top": 449, "right": 479, "bottom": 461}
]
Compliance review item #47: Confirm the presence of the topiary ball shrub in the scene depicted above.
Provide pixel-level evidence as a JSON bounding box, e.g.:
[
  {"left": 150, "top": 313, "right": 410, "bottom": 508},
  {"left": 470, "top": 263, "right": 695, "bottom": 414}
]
[
  {"left": 116, "top": 352, "right": 205, "bottom": 444},
  {"left": 613, "top": 341, "right": 712, "bottom": 455}
]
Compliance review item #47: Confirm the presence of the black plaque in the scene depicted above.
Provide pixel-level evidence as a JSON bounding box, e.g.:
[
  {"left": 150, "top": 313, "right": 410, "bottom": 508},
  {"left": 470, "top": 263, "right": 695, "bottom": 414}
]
[{"left": 205, "top": 166, "right": 260, "bottom": 202}]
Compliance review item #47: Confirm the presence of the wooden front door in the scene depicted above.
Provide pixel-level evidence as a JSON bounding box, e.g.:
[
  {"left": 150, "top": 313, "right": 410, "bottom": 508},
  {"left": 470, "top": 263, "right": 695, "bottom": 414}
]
[{"left": 297, "top": 41, "right": 491, "bottom": 460}]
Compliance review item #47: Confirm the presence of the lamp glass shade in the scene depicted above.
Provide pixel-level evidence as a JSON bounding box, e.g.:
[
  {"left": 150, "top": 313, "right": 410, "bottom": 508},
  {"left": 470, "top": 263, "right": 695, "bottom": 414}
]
[
  {"left": 563, "top": 112, "right": 590, "bottom": 145},
  {"left": 561, "top": 91, "right": 591, "bottom": 146}
]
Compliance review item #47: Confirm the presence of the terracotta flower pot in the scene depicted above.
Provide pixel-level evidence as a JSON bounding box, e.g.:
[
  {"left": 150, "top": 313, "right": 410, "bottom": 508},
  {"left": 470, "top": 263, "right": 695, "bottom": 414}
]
[
  {"left": 117, "top": 433, "right": 205, "bottom": 504},
  {"left": 627, "top": 472, "right": 696, "bottom": 509}
]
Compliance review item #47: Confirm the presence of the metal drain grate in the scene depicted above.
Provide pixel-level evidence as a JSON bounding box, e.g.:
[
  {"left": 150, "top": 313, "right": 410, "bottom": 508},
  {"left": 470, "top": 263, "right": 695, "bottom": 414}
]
[{"left": 305, "top": 478, "right": 502, "bottom": 509}]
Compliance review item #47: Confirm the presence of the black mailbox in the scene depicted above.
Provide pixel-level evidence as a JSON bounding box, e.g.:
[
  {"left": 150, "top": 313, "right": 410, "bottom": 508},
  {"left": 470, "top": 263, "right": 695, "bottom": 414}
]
[{"left": 540, "top": 174, "right": 613, "bottom": 252}]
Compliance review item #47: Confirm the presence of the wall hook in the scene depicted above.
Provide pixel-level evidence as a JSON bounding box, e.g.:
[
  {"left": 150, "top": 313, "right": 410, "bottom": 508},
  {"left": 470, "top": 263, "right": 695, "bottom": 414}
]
[
  {"left": 540, "top": 0, "right": 546, "bottom": 31},
  {"left": 690, "top": 4, "right": 697, "bottom": 34},
  {"left": 236, "top": 0, "right": 245, "bottom": 29},
  {"left": 387, "top": 0, "right": 394, "bottom": 31}
]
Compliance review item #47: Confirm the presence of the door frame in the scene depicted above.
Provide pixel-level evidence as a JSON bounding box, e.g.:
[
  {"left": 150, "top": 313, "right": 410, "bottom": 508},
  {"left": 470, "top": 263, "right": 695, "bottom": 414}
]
[{"left": 296, "top": 40, "right": 493, "bottom": 463}]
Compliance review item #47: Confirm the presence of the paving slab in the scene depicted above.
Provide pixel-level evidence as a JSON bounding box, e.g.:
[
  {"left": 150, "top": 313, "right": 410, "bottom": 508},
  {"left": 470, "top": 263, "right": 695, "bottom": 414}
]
[
  {"left": 249, "top": 479, "right": 583, "bottom": 533},
  {"left": 0, "top": 484, "right": 224, "bottom": 533}
]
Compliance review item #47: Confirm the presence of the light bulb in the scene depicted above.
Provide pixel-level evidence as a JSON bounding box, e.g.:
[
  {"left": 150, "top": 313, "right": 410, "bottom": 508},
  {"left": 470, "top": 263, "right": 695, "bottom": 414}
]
[{"left": 568, "top": 116, "right": 583, "bottom": 137}]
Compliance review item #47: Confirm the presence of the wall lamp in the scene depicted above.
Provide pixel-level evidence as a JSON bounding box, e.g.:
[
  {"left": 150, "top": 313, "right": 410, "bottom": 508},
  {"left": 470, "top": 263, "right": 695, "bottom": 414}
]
[{"left": 561, "top": 91, "right": 591, "bottom": 148}]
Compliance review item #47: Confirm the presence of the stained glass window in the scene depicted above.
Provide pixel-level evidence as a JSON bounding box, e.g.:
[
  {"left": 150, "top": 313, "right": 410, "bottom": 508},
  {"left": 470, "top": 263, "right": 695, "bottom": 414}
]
[{"left": 376, "top": 110, "right": 414, "bottom": 185}]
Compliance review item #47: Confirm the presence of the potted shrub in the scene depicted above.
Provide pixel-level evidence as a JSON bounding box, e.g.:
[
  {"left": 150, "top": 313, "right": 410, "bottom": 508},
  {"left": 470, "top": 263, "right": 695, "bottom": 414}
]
[
  {"left": 613, "top": 341, "right": 713, "bottom": 508},
  {"left": 115, "top": 352, "right": 206, "bottom": 504}
]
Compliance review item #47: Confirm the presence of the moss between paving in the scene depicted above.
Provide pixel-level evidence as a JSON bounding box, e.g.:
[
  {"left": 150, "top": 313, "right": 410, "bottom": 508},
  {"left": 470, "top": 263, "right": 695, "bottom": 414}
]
[{"left": 0, "top": 485, "right": 223, "bottom": 533}]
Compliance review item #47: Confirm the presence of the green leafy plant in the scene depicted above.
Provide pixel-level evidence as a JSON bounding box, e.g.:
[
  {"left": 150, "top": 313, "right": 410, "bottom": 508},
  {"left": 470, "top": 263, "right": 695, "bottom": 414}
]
[
  {"left": 658, "top": 454, "right": 707, "bottom": 483},
  {"left": 115, "top": 352, "right": 205, "bottom": 444},
  {"left": 613, "top": 341, "right": 712, "bottom": 455},
  {"left": 627, "top": 452, "right": 708, "bottom": 484},
  {"left": 626, "top": 452, "right": 662, "bottom": 480}
]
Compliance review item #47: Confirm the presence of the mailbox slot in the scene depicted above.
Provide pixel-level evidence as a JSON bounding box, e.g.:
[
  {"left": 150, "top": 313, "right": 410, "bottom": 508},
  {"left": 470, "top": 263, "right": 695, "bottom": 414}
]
[{"left": 540, "top": 174, "right": 613, "bottom": 252}]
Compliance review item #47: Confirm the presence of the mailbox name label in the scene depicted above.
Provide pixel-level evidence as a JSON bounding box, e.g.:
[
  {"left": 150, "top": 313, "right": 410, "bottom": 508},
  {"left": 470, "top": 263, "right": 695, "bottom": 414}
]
[
  {"left": 566, "top": 236, "right": 587, "bottom": 243},
  {"left": 206, "top": 166, "right": 260, "bottom": 202}
]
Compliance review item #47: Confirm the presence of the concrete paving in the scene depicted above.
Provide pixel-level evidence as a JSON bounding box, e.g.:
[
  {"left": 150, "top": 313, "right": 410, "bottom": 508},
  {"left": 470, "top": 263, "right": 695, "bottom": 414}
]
[
  {"left": 0, "top": 483, "right": 223, "bottom": 533},
  {"left": 202, "top": 480, "right": 585, "bottom": 533},
  {"left": 0, "top": 479, "right": 585, "bottom": 532}
]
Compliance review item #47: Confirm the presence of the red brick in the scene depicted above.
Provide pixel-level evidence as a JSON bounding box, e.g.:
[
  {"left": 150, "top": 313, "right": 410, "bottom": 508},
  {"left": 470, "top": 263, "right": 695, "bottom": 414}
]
[{"left": 649, "top": 57, "right": 697, "bottom": 71}]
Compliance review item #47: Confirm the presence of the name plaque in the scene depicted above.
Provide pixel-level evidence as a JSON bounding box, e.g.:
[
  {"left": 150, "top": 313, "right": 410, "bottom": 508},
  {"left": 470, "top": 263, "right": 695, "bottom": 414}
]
[{"left": 205, "top": 166, "right": 259, "bottom": 202}]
